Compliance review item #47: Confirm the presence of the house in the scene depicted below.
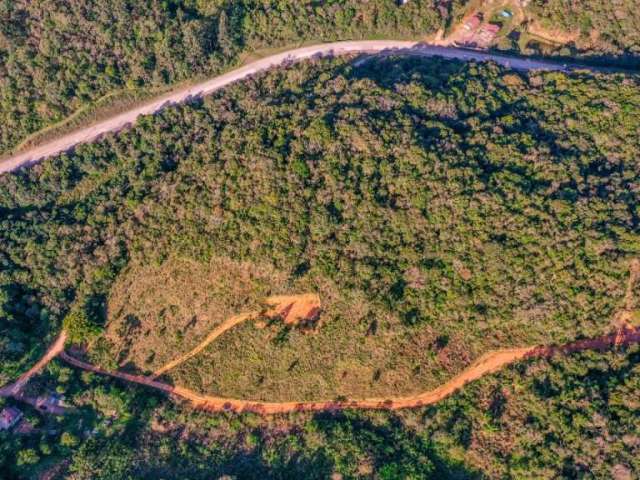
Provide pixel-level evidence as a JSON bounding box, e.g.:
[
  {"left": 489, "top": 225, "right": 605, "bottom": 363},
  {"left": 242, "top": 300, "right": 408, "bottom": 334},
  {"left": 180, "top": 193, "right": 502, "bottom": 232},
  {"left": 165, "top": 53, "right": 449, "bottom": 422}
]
[
  {"left": 477, "top": 23, "right": 501, "bottom": 43},
  {"left": 0, "top": 407, "right": 23, "bottom": 431}
]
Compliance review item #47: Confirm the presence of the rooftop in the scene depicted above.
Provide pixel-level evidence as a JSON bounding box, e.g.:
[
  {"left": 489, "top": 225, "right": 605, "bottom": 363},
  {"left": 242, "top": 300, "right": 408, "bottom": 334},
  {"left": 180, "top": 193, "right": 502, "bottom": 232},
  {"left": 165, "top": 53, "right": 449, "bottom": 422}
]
[{"left": 0, "top": 407, "right": 23, "bottom": 430}]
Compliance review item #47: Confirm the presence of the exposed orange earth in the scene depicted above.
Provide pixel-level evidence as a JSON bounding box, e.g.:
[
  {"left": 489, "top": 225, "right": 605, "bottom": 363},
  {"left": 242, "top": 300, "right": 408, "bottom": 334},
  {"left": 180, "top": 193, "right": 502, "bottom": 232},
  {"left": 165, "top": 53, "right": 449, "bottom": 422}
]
[
  {"left": 60, "top": 325, "right": 640, "bottom": 415},
  {"left": 151, "top": 293, "right": 321, "bottom": 378},
  {"left": 5, "top": 268, "right": 640, "bottom": 417}
]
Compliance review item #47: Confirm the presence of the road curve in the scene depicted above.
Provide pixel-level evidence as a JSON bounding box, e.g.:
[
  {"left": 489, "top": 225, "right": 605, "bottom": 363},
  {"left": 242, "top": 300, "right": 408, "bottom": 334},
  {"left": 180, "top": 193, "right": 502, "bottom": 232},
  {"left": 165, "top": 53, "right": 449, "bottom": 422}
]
[
  {"left": 0, "top": 41, "right": 578, "bottom": 175},
  {"left": 60, "top": 326, "right": 640, "bottom": 415},
  {"left": 0, "top": 332, "right": 67, "bottom": 397}
]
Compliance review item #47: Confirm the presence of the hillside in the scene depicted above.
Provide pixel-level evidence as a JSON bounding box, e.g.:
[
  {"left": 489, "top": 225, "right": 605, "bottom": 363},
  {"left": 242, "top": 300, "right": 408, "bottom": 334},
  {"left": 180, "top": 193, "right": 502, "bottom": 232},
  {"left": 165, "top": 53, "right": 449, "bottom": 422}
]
[
  {"left": 2, "top": 53, "right": 640, "bottom": 384},
  {"left": 2, "top": 45, "right": 640, "bottom": 477},
  {"left": 3, "top": 333, "right": 638, "bottom": 478},
  {"left": 528, "top": 0, "right": 640, "bottom": 55}
]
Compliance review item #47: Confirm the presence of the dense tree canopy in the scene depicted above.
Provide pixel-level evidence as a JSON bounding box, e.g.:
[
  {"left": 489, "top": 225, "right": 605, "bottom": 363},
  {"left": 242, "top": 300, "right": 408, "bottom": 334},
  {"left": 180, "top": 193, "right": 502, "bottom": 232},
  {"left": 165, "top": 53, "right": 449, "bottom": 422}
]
[
  {"left": 529, "top": 0, "right": 640, "bottom": 55},
  {"left": 1, "top": 12, "right": 640, "bottom": 478}
]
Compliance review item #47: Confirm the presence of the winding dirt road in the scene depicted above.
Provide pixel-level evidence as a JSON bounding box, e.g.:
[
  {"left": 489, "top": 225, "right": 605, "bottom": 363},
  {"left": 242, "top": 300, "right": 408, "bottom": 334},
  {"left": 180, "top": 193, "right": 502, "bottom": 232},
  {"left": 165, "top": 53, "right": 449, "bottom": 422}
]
[
  {"left": 60, "top": 326, "right": 640, "bottom": 415},
  {"left": 4, "top": 319, "right": 640, "bottom": 416},
  {"left": 0, "top": 332, "right": 67, "bottom": 398},
  {"left": 1, "top": 41, "right": 589, "bottom": 175}
]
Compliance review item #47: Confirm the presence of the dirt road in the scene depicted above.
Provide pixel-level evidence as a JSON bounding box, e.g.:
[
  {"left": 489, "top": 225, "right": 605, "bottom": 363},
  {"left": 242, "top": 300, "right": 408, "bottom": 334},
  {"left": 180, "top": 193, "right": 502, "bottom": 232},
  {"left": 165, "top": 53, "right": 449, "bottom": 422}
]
[
  {"left": 1, "top": 41, "right": 587, "bottom": 175},
  {"left": 60, "top": 326, "right": 640, "bottom": 415},
  {"left": 0, "top": 332, "right": 67, "bottom": 397},
  {"left": 151, "top": 294, "right": 321, "bottom": 378}
]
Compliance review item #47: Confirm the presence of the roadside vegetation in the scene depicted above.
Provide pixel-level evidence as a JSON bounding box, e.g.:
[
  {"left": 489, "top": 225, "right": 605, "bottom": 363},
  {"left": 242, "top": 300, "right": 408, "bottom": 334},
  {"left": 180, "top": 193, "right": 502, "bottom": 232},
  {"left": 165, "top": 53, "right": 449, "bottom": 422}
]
[
  {"left": 528, "top": 0, "right": 640, "bottom": 56},
  {"left": 2, "top": 54, "right": 640, "bottom": 399},
  {"left": 1, "top": 38, "right": 640, "bottom": 476},
  {"left": 0, "top": 0, "right": 449, "bottom": 157}
]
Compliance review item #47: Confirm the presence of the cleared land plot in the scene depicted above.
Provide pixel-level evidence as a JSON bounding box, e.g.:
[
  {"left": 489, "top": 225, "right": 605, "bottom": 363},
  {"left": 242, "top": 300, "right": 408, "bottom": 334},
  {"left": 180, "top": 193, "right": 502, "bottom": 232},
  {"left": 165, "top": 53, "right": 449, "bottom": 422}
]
[
  {"left": 99, "top": 256, "right": 289, "bottom": 373},
  {"left": 95, "top": 252, "right": 636, "bottom": 402}
]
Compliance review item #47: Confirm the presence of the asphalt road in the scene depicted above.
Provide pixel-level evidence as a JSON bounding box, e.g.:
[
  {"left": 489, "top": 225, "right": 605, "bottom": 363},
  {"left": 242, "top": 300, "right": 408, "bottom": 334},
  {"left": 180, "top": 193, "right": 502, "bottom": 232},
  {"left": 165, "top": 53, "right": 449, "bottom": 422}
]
[{"left": 0, "top": 41, "right": 591, "bottom": 174}]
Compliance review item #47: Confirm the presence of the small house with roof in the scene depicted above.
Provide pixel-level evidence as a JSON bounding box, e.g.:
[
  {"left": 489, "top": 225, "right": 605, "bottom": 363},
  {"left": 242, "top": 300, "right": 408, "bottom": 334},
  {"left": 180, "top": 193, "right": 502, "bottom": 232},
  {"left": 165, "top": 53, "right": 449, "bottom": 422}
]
[{"left": 0, "top": 407, "right": 23, "bottom": 431}]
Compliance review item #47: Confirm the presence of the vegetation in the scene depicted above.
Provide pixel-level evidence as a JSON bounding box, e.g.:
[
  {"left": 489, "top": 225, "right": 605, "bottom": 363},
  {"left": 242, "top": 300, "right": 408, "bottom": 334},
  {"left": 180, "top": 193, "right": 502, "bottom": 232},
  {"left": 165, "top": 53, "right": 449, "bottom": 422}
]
[
  {"left": 2, "top": 55, "right": 640, "bottom": 394},
  {"left": 2, "top": 27, "right": 640, "bottom": 475},
  {"left": 2, "top": 338, "right": 638, "bottom": 478},
  {"left": 0, "top": 0, "right": 448, "bottom": 156},
  {"left": 528, "top": 0, "right": 640, "bottom": 56},
  {"left": 103, "top": 256, "right": 288, "bottom": 372}
]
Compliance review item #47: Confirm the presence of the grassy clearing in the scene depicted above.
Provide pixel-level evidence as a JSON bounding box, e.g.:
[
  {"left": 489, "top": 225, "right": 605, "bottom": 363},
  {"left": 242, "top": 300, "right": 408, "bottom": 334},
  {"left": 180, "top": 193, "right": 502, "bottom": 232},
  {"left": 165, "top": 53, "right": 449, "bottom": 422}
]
[
  {"left": 91, "top": 254, "right": 632, "bottom": 402},
  {"left": 93, "top": 254, "right": 547, "bottom": 402},
  {"left": 93, "top": 256, "right": 289, "bottom": 374},
  {"left": 160, "top": 265, "right": 618, "bottom": 403}
]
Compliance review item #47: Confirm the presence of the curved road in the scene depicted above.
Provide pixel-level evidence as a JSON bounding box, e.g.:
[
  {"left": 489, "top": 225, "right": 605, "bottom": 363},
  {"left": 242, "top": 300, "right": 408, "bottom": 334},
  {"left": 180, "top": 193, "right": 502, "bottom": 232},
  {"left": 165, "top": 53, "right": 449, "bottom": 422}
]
[
  {"left": 60, "top": 325, "right": 640, "bottom": 415},
  {"left": 0, "top": 41, "right": 585, "bottom": 174}
]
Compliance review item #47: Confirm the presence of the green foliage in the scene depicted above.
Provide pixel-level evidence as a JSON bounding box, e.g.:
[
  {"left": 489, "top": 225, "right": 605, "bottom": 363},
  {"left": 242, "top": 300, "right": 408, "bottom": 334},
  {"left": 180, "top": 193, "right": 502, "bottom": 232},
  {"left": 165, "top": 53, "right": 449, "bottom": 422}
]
[
  {"left": 0, "top": 0, "right": 447, "bottom": 155},
  {"left": 1, "top": 55, "right": 640, "bottom": 387},
  {"left": 60, "top": 431, "right": 80, "bottom": 448},
  {"left": 1, "top": 47, "right": 640, "bottom": 479},
  {"left": 5, "top": 346, "right": 635, "bottom": 479},
  {"left": 63, "top": 309, "right": 100, "bottom": 345},
  {"left": 530, "top": 0, "right": 640, "bottom": 55},
  {"left": 422, "top": 345, "right": 640, "bottom": 478},
  {"left": 16, "top": 448, "right": 39, "bottom": 466}
]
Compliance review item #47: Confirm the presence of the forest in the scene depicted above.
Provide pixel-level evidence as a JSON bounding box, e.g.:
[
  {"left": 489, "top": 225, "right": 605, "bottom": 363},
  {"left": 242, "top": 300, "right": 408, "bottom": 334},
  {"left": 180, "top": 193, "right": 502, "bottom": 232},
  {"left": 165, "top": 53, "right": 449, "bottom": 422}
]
[
  {"left": 529, "top": 0, "right": 640, "bottom": 56},
  {"left": 2, "top": 0, "right": 638, "bottom": 161},
  {"left": 1, "top": 31, "right": 640, "bottom": 478},
  {"left": 2, "top": 332, "right": 638, "bottom": 478},
  {"left": 2, "top": 54, "right": 640, "bottom": 381}
]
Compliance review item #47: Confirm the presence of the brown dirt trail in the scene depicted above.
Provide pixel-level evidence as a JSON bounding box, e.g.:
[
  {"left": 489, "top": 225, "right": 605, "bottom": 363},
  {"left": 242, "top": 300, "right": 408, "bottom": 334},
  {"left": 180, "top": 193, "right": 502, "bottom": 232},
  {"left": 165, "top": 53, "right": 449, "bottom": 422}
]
[
  {"left": 151, "top": 312, "right": 255, "bottom": 378},
  {"left": 151, "top": 294, "right": 321, "bottom": 378},
  {"left": 0, "top": 332, "right": 67, "bottom": 397},
  {"left": 60, "top": 326, "right": 640, "bottom": 415}
]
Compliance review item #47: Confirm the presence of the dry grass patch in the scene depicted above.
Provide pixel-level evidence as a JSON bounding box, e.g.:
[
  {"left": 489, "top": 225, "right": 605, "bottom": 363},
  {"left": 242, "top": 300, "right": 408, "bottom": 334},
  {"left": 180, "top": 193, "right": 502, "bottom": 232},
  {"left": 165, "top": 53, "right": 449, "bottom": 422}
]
[
  {"left": 151, "top": 293, "right": 322, "bottom": 378},
  {"left": 167, "top": 279, "right": 480, "bottom": 402},
  {"left": 98, "top": 256, "right": 289, "bottom": 373}
]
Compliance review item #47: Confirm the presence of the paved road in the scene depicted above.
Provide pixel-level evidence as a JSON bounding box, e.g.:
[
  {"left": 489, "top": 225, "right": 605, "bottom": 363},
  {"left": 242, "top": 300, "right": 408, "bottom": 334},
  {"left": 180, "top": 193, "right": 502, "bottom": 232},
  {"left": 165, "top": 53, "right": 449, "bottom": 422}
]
[{"left": 0, "top": 41, "right": 590, "bottom": 174}]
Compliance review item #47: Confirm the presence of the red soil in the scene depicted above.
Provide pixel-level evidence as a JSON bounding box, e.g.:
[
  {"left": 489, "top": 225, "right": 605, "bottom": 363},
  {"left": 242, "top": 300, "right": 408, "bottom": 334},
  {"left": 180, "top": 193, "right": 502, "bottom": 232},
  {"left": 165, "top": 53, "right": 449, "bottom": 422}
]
[{"left": 60, "top": 326, "right": 640, "bottom": 415}]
